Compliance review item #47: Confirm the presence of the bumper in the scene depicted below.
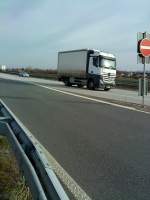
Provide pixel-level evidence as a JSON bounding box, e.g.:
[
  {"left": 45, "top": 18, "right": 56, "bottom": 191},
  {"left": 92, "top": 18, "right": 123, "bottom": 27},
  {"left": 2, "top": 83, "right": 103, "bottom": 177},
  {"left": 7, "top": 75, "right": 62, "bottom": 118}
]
[{"left": 100, "top": 80, "right": 115, "bottom": 87}]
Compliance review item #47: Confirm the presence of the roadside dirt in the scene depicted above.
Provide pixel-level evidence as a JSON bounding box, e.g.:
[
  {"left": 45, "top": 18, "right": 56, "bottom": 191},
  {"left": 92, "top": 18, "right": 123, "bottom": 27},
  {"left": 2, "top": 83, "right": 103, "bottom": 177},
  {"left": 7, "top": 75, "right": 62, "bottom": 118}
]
[{"left": 0, "top": 136, "right": 32, "bottom": 200}]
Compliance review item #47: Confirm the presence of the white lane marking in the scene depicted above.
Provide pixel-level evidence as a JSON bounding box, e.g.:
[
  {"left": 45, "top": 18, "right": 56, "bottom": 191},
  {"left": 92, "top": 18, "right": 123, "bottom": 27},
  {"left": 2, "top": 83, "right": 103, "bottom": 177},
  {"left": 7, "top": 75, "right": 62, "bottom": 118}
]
[
  {"left": 1, "top": 72, "right": 149, "bottom": 102},
  {"left": 141, "top": 45, "right": 150, "bottom": 50},
  {"left": 34, "top": 83, "right": 150, "bottom": 115},
  {"left": 0, "top": 98, "right": 91, "bottom": 200},
  {"left": 61, "top": 87, "right": 150, "bottom": 101}
]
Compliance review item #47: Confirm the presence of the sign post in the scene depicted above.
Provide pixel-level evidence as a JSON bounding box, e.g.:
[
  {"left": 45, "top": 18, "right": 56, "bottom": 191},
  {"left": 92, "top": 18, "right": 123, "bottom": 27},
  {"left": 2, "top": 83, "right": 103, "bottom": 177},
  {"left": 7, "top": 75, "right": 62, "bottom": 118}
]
[
  {"left": 143, "top": 62, "right": 146, "bottom": 106},
  {"left": 137, "top": 32, "right": 150, "bottom": 107}
]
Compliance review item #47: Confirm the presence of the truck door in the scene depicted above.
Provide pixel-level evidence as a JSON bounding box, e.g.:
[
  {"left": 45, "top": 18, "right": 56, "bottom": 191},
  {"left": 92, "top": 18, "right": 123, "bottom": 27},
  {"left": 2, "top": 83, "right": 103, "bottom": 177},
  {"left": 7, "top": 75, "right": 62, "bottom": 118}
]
[{"left": 88, "top": 56, "right": 100, "bottom": 75}]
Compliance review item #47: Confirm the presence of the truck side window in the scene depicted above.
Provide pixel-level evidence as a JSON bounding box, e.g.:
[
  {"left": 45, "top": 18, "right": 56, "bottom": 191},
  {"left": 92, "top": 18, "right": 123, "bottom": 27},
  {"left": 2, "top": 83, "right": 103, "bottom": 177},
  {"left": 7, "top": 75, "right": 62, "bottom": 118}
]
[{"left": 93, "top": 57, "right": 98, "bottom": 67}]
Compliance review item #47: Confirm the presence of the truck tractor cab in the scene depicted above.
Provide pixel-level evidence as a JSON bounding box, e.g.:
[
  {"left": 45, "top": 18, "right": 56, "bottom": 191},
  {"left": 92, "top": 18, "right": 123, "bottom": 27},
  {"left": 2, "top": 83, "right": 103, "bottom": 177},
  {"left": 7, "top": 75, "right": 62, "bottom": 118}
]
[{"left": 88, "top": 50, "right": 116, "bottom": 90}]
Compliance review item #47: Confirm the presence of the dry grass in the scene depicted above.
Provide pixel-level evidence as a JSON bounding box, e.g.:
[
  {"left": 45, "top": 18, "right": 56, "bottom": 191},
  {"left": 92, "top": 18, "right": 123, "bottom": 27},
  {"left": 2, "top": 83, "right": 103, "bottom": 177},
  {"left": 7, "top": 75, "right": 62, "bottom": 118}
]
[{"left": 0, "top": 136, "right": 32, "bottom": 200}]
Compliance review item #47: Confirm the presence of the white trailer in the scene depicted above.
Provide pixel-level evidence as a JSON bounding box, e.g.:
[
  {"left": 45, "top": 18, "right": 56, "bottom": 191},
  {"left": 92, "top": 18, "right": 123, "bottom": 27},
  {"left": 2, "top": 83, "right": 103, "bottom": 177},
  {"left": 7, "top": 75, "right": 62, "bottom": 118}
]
[{"left": 57, "top": 49, "right": 116, "bottom": 90}]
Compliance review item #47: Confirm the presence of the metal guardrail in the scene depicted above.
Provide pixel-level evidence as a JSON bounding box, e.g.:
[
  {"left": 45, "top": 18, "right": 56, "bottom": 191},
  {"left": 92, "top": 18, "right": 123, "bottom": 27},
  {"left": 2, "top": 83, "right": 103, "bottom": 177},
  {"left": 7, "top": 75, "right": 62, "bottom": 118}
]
[{"left": 0, "top": 100, "right": 69, "bottom": 200}]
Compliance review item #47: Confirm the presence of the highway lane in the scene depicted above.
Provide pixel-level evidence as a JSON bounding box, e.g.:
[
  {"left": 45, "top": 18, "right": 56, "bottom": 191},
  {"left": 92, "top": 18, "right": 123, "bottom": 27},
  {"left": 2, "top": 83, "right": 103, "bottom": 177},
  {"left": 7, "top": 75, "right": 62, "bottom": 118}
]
[
  {"left": 0, "top": 73, "right": 150, "bottom": 106},
  {"left": 0, "top": 78, "right": 150, "bottom": 200},
  {"left": 35, "top": 80, "right": 150, "bottom": 107}
]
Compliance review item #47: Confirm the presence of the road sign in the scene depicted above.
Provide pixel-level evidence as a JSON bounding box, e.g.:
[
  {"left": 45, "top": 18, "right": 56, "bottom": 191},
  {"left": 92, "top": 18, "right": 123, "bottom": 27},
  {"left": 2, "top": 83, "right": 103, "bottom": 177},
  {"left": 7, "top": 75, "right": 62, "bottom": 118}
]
[
  {"left": 139, "top": 38, "right": 150, "bottom": 57},
  {"left": 137, "top": 32, "right": 150, "bottom": 107}
]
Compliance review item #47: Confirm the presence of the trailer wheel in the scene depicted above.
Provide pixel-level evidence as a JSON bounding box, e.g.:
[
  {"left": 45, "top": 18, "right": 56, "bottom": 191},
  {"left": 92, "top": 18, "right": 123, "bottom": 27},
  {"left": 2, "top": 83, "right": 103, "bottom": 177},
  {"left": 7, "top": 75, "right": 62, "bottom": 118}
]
[
  {"left": 87, "top": 80, "right": 95, "bottom": 90},
  {"left": 64, "top": 80, "right": 72, "bottom": 87}
]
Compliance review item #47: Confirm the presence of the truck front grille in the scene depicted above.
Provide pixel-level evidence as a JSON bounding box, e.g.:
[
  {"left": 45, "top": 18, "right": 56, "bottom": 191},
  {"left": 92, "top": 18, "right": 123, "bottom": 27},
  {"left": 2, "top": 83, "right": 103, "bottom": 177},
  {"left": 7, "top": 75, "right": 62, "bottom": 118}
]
[{"left": 102, "top": 73, "right": 116, "bottom": 82}]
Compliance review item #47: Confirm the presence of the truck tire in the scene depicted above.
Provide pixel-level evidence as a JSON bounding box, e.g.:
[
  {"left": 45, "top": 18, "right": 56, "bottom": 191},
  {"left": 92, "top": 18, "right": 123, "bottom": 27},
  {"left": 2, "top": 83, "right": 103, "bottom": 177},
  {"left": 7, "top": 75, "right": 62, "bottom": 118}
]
[
  {"left": 77, "top": 84, "right": 83, "bottom": 88},
  {"left": 87, "top": 80, "right": 95, "bottom": 90},
  {"left": 104, "top": 87, "right": 110, "bottom": 91},
  {"left": 64, "top": 80, "right": 72, "bottom": 87}
]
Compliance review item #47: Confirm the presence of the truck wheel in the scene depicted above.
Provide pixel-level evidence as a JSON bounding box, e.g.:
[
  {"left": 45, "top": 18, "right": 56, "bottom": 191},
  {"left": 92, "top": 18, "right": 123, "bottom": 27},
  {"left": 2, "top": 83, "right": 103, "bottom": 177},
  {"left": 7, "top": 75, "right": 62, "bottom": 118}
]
[
  {"left": 104, "top": 87, "right": 110, "bottom": 91},
  {"left": 77, "top": 84, "right": 83, "bottom": 88},
  {"left": 64, "top": 80, "right": 72, "bottom": 87},
  {"left": 87, "top": 80, "right": 95, "bottom": 90}
]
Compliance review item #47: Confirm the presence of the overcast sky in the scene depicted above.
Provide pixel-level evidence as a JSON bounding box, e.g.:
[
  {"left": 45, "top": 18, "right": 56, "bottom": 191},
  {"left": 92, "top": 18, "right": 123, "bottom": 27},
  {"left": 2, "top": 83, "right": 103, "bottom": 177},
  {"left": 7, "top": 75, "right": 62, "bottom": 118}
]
[{"left": 0, "top": 0, "right": 150, "bottom": 70}]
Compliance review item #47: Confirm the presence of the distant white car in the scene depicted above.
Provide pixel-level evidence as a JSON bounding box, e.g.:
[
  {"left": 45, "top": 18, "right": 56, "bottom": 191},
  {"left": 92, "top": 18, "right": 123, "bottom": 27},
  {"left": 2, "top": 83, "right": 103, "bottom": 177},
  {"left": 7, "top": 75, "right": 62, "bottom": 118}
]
[{"left": 19, "top": 72, "right": 30, "bottom": 77}]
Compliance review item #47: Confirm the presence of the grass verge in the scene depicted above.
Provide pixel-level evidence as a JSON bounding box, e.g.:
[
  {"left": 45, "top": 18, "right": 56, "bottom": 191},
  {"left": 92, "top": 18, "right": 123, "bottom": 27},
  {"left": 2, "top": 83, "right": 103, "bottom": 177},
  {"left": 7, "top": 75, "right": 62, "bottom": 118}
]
[{"left": 0, "top": 136, "right": 32, "bottom": 200}]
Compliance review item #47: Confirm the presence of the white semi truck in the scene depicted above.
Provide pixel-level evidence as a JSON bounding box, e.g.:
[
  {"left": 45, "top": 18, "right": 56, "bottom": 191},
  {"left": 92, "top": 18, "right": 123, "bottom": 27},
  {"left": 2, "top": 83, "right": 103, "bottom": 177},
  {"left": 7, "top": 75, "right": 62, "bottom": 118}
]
[{"left": 57, "top": 49, "right": 116, "bottom": 90}]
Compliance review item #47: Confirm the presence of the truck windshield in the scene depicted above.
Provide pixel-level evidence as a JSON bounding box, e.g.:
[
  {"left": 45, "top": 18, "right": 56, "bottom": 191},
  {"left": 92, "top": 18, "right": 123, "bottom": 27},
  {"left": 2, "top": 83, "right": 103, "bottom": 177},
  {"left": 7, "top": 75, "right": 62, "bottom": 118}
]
[{"left": 100, "top": 58, "right": 116, "bottom": 69}]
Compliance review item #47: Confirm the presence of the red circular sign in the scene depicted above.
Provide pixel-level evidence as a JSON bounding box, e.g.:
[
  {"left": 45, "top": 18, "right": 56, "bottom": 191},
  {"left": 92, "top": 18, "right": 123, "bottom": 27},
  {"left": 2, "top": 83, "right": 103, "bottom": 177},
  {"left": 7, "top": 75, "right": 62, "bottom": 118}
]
[{"left": 140, "top": 38, "right": 150, "bottom": 57}]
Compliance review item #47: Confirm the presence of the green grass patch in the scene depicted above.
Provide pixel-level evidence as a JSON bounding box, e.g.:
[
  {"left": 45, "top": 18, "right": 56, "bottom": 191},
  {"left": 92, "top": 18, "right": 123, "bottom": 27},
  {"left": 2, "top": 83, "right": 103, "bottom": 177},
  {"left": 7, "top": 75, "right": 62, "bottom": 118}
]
[{"left": 0, "top": 136, "right": 32, "bottom": 200}]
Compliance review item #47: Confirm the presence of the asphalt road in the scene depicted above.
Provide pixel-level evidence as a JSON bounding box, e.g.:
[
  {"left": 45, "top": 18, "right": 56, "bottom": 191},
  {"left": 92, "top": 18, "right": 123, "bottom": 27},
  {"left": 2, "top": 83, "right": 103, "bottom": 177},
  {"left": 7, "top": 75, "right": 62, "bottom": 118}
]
[
  {"left": 0, "top": 73, "right": 150, "bottom": 106},
  {"left": 0, "top": 78, "right": 150, "bottom": 200}
]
